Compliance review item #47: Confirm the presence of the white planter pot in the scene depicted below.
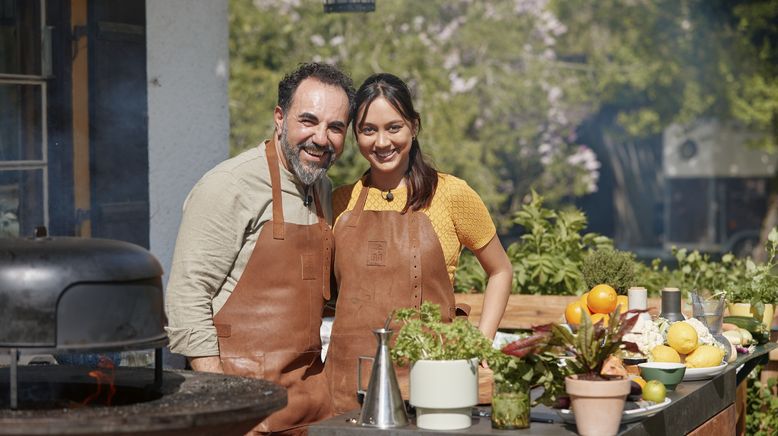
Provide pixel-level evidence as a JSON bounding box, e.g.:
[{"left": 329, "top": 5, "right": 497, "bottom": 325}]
[{"left": 409, "top": 358, "right": 478, "bottom": 430}]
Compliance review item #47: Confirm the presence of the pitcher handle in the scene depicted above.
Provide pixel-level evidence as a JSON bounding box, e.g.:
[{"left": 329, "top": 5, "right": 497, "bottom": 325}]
[{"left": 357, "top": 355, "right": 374, "bottom": 396}]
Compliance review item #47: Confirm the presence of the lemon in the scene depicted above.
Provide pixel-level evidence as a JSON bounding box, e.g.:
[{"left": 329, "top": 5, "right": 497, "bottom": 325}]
[
  {"left": 685, "top": 345, "right": 725, "bottom": 368},
  {"left": 650, "top": 345, "right": 681, "bottom": 363},
  {"left": 666, "top": 322, "right": 699, "bottom": 354}
]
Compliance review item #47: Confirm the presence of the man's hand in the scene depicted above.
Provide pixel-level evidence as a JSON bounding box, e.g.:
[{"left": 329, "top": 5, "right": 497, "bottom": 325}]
[{"left": 189, "top": 356, "right": 224, "bottom": 373}]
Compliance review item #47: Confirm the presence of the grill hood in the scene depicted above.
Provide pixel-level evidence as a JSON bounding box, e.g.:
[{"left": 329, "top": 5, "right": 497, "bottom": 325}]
[{"left": 0, "top": 237, "right": 167, "bottom": 351}]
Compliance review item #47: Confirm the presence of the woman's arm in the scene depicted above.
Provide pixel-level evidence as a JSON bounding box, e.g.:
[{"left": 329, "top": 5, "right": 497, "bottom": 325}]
[{"left": 471, "top": 235, "right": 512, "bottom": 339}]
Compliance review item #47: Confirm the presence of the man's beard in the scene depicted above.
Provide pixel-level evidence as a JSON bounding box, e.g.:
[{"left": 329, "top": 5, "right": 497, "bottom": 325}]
[{"left": 279, "top": 121, "right": 335, "bottom": 186}]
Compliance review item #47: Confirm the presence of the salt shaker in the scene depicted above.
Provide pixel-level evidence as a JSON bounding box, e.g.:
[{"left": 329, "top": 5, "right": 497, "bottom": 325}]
[
  {"left": 627, "top": 286, "right": 652, "bottom": 322},
  {"left": 659, "top": 287, "right": 685, "bottom": 322},
  {"left": 627, "top": 287, "right": 648, "bottom": 311}
]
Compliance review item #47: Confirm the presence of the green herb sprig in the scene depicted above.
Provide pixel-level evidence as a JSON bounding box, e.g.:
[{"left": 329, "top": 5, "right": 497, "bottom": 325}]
[{"left": 390, "top": 302, "right": 493, "bottom": 366}]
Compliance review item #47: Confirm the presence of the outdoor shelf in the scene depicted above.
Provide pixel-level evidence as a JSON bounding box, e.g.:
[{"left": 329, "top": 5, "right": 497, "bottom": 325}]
[{"left": 310, "top": 342, "right": 776, "bottom": 435}]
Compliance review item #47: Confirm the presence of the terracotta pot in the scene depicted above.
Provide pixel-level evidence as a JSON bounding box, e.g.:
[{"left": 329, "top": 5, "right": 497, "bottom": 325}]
[{"left": 565, "top": 375, "right": 630, "bottom": 436}]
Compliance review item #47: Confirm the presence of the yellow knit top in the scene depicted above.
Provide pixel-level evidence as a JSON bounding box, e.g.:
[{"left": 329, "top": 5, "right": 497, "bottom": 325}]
[{"left": 332, "top": 173, "right": 496, "bottom": 284}]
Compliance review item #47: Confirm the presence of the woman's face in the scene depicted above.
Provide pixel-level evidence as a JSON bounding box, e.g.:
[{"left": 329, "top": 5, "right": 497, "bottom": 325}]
[{"left": 355, "top": 97, "right": 416, "bottom": 180}]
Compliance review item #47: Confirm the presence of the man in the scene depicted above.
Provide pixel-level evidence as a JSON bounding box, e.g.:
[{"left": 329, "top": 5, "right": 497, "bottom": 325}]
[{"left": 165, "top": 63, "right": 354, "bottom": 435}]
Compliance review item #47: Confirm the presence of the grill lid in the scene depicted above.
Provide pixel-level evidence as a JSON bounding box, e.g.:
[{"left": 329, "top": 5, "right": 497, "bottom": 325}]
[{"left": 0, "top": 237, "right": 166, "bottom": 350}]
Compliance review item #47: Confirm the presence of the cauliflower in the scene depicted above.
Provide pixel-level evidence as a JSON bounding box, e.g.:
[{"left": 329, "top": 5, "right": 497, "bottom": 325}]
[
  {"left": 682, "top": 318, "right": 727, "bottom": 352},
  {"left": 623, "top": 316, "right": 665, "bottom": 355}
]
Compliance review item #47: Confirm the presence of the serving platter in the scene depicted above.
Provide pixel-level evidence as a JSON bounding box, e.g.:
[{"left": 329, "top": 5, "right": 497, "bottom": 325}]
[
  {"left": 682, "top": 363, "right": 728, "bottom": 381},
  {"left": 557, "top": 397, "right": 672, "bottom": 424}
]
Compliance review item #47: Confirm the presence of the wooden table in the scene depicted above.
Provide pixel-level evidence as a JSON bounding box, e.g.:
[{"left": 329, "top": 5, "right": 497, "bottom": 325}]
[{"left": 310, "top": 343, "right": 776, "bottom": 435}]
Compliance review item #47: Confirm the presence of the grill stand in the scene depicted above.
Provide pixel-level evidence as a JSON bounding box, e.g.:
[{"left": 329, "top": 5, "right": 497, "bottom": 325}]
[{"left": 6, "top": 347, "right": 165, "bottom": 410}]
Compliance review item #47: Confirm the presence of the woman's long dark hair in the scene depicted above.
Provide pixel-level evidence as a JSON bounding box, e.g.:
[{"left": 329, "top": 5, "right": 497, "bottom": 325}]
[{"left": 353, "top": 73, "right": 438, "bottom": 213}]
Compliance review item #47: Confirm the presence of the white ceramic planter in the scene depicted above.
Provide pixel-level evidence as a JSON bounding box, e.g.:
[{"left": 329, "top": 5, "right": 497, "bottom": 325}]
[{"left": 409, "top": 358, "right": 478, "bottom": 430}]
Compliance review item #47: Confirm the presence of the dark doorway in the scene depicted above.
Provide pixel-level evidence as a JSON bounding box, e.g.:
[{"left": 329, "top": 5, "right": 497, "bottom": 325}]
[{"left": 87, "top": 0, "right": 148, "bottom": 247}]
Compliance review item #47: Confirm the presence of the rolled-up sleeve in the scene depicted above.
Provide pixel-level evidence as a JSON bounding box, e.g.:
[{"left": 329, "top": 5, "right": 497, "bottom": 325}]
[{"left": 165, "top": 170, "right": 254, "bottom": 357}]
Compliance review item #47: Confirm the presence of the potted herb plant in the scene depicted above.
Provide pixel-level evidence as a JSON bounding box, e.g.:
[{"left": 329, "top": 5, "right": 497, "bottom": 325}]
[
  {"left": 533, "top": 305, "right": 642, "bottom": 436},
  {"left": 391, "top": 301, "right": 493, "bottom": 431},
  {"left": 730, "top": 228, "right": 778, "bottom": 328},
  {"left": 487, "top": 334, "right": 568, "bottom": 429}
]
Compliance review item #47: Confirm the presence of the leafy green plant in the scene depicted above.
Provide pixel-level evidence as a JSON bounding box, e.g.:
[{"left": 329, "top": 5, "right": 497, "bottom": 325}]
[
  {"left": 535, "top": 306, "right": 641, "bottom": 378},
  {"left": 746, "top": 367, "right": 778, "bottom": 436},
  {"left": 390, "top": 302, "right": 493, "bottom": 366},
  {"left": 581, "top": 249, "right": 638, "bottom": 294},
  {"left": 673, "top": 248, "right": 743, "bottom": 298},
  {"left": 491, "top": 334, "right": 570, "bottom": 407},
  {"left": 453, "top": 249, "right": 488, "bottom": 293},
  {"left": 508, "top": 191, "right": 612, "bottom": 295},
  {"left": 730, "top": 227, "right": 778, "bottom": 319},
  {"left": 632, "top": 258, "right": 676, "bottom": 297}
]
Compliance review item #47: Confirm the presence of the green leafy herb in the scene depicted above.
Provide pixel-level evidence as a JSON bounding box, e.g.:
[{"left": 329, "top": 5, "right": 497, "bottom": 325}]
[
  {"left": 581, "top": 248, "right": 638, "bottom": 294},
  {"left": 390, "top": 302, "right": 493, "bottom": 366}
]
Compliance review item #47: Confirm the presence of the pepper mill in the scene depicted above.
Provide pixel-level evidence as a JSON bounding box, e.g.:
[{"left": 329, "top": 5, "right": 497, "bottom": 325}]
[{"left": 659, "top": 287, "right": 685, "bottom": 322}]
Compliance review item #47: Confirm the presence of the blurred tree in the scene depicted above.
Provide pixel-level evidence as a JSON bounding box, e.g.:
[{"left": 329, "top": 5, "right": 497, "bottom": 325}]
[
  {"left": 229, "top": 0, "right": 777, "bottom": 238},
  {"left": 229, "top": 0, "right": 600, "bottom": 230},
  {"left": 551, "top": 0, "right": 777, "bottom": 255}
]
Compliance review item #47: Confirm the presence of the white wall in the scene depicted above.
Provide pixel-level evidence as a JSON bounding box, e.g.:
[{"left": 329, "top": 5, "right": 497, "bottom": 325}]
[{"left": 146, "top": 1, "right": 230, "bottom": 282}]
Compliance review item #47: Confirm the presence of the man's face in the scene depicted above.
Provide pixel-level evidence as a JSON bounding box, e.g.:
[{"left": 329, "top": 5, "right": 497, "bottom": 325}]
[{"left": 274, "top": 78, "right": 350, "bottom": 186}]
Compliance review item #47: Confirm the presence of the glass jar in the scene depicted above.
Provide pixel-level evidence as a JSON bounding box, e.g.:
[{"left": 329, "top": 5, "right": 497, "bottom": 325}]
[{"left": 491, "top": 379, "right": 530, "bottom": 429}]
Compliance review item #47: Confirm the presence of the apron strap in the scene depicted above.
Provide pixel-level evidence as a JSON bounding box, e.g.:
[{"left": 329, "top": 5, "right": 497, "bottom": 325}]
[
  {"left": 346, "top": 179, "right": 370, "bottom": 228},
  {"left": 263, "top": 141, "right": 285, "bottom": 240},
  {"left": 313, "top": 187, "right": 333, "bottom": 301}
]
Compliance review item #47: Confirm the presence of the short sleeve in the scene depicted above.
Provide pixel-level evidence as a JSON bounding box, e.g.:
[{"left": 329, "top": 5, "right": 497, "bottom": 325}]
[{"left": 447, "top": 176, "right": 497, "bottom": 251}]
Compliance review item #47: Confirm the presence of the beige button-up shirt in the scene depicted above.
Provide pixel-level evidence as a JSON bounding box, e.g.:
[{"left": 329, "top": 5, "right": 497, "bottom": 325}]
[{"left": 165, "top": 142, "right": 333, "bottom": 357}]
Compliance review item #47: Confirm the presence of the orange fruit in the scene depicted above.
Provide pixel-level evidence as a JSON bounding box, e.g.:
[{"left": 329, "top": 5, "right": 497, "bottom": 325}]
[
  {"left": 631, "top": 376, "right": 647, "bottom": 389},
  {"left": 616, "top": 295, "right": 629, "bottom": 315},
  {"left": 587, "top": 284, "right": 618, "bottom": 314},
  {"left": 565, "top": 301, "right": 587, "bottom": 326},
  {"left": 579, "top": 292, "right": 590, "bottom": 312},
  {"left": 591, "top": 313, "right": 610, "bottom": 325}
]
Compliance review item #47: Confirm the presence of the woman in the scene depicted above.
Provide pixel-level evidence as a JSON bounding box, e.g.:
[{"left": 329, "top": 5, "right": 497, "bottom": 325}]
[{"left": 326, "top": 73, "right": 512, "bottom": 413}]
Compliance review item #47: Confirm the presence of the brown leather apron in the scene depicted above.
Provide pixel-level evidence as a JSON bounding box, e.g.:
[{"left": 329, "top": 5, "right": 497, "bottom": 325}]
[
  {"left": 326, "top": 182, "right": 457, "bottom": 414},
  {"left": 213, "top": 142, "right": 334, "bottom": 435}
]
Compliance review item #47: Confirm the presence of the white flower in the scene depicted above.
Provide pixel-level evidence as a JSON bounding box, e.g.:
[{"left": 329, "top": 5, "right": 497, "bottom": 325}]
[{"left": 310, "top": 34, "right": 325, "bottom": 47}]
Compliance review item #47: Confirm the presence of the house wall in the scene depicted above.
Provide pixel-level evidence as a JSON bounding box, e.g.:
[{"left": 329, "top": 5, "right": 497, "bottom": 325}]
[{"left": 145, "top": 0, "right": 229, "bottom": 281}]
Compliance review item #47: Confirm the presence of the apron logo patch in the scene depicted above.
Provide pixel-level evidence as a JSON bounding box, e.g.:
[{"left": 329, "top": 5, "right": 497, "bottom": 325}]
[{"left": 367, "top": 241, "right": 386, "bottom": 266}]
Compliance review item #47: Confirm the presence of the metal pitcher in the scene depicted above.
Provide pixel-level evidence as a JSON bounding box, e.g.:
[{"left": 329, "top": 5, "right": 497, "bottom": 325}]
[{"left": 356, "top": 328, "right": 408, "bottom": 428}]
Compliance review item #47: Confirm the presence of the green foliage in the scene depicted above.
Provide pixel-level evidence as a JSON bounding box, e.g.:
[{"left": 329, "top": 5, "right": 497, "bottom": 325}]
[
  {"left": 390, "top": 301, "right": 493, "bottom": 366},
  {"left": 633, "top": 258, "right": 676, "bottom": 297},
  {"left": 507, "top": 191, "right": 612, "bottom": 295},
  {"left": 453, "top": 249, "right": 487, "bottom": 293},
  {"left": 746, "top": 367, "right": 778, "bottom": 436},
  {"left": 552, "top": 0, "right": 777, "bottom": 148},
  {"left": 581, "top": 249, "right": 638, "bottom": 294},
  {"left": 729, "top": 228, "right": 778, "bottom": 320},
  {"left": 542, "top": 306, "right": 639, "bottom": 377},
  {"left": 673, "top": 248, "right": 744, "bottom": 297},
  {"left": 491, "top": 335, "right": 571, "bottom": 407}
]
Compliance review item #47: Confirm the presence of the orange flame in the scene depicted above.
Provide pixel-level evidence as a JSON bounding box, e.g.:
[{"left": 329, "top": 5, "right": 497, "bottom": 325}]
[{"left": 82, "top": 355, "right": 116, "bottom": 406}]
